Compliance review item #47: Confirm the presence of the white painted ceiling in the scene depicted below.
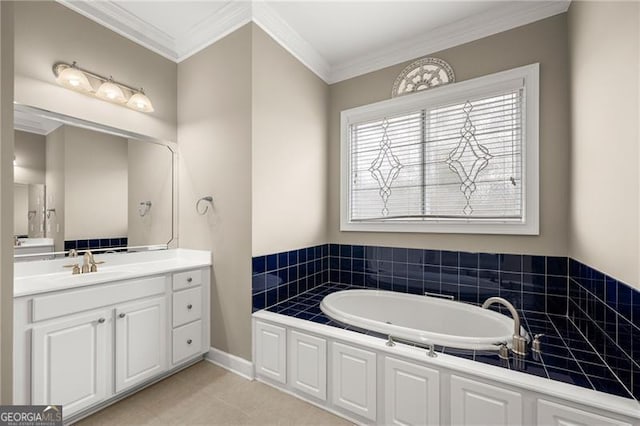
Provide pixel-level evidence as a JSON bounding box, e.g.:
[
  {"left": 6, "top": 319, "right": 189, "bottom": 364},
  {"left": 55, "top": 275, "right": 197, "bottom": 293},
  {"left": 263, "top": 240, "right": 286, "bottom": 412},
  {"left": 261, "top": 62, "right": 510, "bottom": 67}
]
[{"left": 57, "top": 0, "right": 570, "bottom": 83}]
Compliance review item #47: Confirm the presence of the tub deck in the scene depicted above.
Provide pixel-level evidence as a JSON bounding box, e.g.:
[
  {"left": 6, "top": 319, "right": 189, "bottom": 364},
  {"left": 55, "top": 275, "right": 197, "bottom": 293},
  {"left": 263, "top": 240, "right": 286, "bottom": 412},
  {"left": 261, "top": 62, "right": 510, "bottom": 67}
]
[{"left": 261, "top": 282, "right": 635, "bottom": 400}]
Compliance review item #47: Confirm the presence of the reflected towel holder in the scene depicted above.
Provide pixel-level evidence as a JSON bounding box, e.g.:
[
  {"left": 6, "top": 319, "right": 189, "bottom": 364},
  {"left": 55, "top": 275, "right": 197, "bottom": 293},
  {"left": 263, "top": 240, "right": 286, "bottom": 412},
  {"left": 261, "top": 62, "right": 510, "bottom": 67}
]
[
  {"left": 196, "top": 196, "right": 214, "bottom": 215},
  {"left": 138, "top": 201, "right": 152, "bottom": 217}
]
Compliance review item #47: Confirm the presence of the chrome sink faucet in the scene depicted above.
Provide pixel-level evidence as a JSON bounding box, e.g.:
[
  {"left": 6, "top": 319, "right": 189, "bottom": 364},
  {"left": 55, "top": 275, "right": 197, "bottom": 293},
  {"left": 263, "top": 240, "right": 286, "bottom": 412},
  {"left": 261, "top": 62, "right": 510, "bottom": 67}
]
[
  {"left": 482, "top": 297, "right": 528, "bottom": 356},
  {"left": 63, "top": 250, "right": 105, "bottom": 275}
]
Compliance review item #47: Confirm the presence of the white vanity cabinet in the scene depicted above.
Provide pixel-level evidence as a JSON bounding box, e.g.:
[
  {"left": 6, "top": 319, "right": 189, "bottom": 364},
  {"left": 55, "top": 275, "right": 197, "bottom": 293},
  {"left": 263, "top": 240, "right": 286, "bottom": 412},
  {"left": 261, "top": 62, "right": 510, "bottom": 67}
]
[
  {"left": 450, "top": 375, "right": 523, "bottom": 426},
  {"left": 31, "top": 309, "right": 111, "bottom": 415},
  {"left": 14, "top": 258, "right": 211, "bottom": 422},
  {"left": 115, "top": 296, "right": 167, "bottom": 393}
]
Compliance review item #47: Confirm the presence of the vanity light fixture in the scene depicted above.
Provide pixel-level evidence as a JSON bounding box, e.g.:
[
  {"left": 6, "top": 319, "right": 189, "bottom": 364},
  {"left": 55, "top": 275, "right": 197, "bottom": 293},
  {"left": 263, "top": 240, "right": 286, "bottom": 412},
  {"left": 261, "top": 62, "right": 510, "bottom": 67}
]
[{"left": 52, "top": 62, "right": 154, "bottom": 113}]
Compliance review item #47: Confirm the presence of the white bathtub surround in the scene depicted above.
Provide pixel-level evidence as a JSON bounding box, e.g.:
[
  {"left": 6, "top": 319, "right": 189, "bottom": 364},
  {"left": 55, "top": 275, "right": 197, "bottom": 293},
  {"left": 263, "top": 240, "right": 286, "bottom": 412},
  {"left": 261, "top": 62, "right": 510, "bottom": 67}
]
[
  {"left": 14, "top": 248, "right": 211, "bottom": 423},
  {"left": 321, "top": 289, "right": 526, "bottom": 351},
  {"left": 253, "top": 310, "right": 640, "bottom": 426}
]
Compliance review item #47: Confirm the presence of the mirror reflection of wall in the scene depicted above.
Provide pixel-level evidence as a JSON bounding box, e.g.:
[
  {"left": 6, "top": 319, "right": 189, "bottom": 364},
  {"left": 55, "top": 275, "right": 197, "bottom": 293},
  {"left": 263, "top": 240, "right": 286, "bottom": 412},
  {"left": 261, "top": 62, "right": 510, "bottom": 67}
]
[
  {"left": 14, "top": 130, "right": 47, "bottom": 238},
  {"left": 14, "top": 107, "right": 174, "bottom": 258}
]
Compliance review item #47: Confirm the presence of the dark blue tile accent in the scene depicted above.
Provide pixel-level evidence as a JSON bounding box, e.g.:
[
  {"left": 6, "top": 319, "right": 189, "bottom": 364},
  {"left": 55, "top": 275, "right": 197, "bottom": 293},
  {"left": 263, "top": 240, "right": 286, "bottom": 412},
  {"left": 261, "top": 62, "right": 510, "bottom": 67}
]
[
  {"left": 99, "top": 239, "right": 110, "bottom": 248},
  {"left": 277, "top": 252, "right": 288, "bottom": 269},
  {"left": 441, "top": 250, "right": 459, "bottom": 267},
  {"left": 252, "top": 256, "right": 266, "bottom": 274},
  {"left": 500, "top": 254, "right": 522, "bottom": 272},
  {"left": 459, "top": 252, "right": 478, "bottom": 269},
  {"left": 340, "top": 244, "right": 352, "bottom": 258},
  {"left": 392, "top": 247, "right": 407, "bottom": 263},
  {"left": 523, "top": 255, "right": 545, "bottom": 274},
  {"left": 64, "top": 240, "right": 76, "bottom": 251},
  {"left": 77, "top": 240, "right": 89, "bottom": 249},
  {"left": 265, "top": 254, "right": 276, "bottom": 271},
  {"left": 423, "top": 249, "right": 440, "bottom": 266},
  {"left": 352, "top": 245, "right": 364, "bottom": 259},
  {"left": 547, "top": 256, "right": 568, "bottom": 276},
  {"left": 479, "top": 253, "right": 499, "bottom": 270}
]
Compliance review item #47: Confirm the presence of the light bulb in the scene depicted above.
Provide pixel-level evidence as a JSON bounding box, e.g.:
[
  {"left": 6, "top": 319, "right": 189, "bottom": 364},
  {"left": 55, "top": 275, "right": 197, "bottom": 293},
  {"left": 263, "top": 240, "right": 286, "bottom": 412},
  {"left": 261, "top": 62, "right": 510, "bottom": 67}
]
[
  {"left": 55, "top": 65, "right": 93, "bottom": 93},
  {"left": 96, "top": 79, "right": 127, "bottom": 104},
  {"left": 126, "top": 91, "right": 154, "bottom": 112}
]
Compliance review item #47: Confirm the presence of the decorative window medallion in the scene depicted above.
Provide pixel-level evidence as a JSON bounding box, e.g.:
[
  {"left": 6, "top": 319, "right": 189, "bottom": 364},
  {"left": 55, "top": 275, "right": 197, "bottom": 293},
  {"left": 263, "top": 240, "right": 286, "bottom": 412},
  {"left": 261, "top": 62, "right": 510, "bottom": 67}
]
[{"left": 391, "top": 57, "right": 455, "bottom": 97}]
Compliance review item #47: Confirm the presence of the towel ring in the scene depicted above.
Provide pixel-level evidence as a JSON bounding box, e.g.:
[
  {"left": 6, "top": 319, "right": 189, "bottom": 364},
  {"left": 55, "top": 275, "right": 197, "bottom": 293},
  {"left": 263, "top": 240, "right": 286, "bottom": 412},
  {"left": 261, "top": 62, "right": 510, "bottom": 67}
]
[
  {"left": 138, "top": 201, "right": 152, "bottom": 217},
  {"left": 196, "top": 196, "right": 214, "bottom": 215}
]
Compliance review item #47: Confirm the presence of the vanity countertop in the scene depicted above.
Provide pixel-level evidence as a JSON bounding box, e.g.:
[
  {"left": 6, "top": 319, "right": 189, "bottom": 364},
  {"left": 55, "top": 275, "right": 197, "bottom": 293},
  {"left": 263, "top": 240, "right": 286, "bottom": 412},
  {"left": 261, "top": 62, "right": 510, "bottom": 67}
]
[
  {"left": 14, "top": 248, "right": 211, "bottom": 297},
  {"left": 14, "top": 238, "right": 54, "bottom": 249}
]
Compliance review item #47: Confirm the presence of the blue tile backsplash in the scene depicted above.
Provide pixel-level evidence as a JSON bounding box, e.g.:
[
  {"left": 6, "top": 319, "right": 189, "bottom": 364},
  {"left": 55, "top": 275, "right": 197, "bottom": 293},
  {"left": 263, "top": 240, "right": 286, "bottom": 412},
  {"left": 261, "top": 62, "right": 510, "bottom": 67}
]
[
  {"left": 64, "top": 237, "right": 128, "bottom": 252},
  {"left": 252, "top": 243, "right": 640, "bottom": 400}
]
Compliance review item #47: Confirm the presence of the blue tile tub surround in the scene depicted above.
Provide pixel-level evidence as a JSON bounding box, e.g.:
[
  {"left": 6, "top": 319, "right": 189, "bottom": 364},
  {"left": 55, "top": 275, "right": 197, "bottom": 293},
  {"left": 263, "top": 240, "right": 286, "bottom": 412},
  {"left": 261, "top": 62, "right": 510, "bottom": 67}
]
[
  {"left": 264, "top": 282, "right": 634, "bottom": 399},
  {"left": 328, "top": 245, "right": 568, "bottom": 316},
  {"left": 252, "top": 244, "right": 329, "bottom": 312},
  {"left": 64, "top": 237, "right": 128, "bottom": 253},
  {"left": 568, "top": 259, "right": 640, "bottom": 400}
]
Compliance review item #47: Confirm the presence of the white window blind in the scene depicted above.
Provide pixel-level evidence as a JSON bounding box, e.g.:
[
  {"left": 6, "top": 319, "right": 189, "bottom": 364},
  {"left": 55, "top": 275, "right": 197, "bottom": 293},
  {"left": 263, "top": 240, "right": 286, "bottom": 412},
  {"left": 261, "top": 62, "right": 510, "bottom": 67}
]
[{"left": 341, "top": 64, "right": 539, "bottom": 234}]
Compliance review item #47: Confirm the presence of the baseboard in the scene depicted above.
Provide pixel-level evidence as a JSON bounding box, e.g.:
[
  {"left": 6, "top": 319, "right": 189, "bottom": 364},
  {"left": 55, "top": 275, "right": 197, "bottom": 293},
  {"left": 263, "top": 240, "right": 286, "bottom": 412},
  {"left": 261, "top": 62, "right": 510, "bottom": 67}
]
[{"left": 205, "top": 347, "right": 254, "bottom": 380}]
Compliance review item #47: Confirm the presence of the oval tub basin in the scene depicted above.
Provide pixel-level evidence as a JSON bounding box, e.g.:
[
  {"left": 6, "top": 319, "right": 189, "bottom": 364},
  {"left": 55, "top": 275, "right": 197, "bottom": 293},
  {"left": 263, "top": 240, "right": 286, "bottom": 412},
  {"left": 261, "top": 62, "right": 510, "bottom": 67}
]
[{"left": 320, "top": 289, "right": 520, "bottom": 351}]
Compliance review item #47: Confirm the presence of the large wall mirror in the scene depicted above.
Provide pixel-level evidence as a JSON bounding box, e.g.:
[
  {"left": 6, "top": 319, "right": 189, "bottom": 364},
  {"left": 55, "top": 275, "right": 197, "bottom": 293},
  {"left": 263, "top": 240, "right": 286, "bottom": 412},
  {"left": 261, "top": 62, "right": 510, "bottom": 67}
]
[{"left": 14, "top": 104, "right": 176, "bottom": 261}]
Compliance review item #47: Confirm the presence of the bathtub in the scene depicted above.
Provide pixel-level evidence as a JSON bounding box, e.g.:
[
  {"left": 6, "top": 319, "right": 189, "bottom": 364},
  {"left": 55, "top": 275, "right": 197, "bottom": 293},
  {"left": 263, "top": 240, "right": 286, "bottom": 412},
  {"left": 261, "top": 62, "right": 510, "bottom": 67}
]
[{"left": 320, "top": 289, "right": 523, "bottom": 351}]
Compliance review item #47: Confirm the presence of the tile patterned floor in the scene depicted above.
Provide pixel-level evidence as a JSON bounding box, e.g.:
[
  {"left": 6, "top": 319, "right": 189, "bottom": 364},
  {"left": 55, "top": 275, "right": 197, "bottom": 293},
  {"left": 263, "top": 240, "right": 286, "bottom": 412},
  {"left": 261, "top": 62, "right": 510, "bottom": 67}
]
[
  {"left": 266, "top": 283, "right": 635, "bottom": 400},
  {"left": 75, "top": 362, "right": 352, "bottom": 425}
]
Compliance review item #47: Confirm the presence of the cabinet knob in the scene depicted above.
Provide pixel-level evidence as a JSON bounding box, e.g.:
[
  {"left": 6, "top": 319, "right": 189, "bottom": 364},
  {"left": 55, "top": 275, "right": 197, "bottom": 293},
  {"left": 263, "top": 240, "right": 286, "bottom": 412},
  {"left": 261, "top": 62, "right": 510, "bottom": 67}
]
[
  {"left": 187, "top": 277, "right": 193, "bottom": 283},
  {"left": 187, "top": 304, "right": 193, "bottom": 310},
  {"left": 98, "top": 318, "right": 106, "bottom": 324},
  {"left": 187, "top": 339, "right": 193, "bottom": 345},
  {"left": 119, "top": 313, "right": 126, "bottom": 318}
]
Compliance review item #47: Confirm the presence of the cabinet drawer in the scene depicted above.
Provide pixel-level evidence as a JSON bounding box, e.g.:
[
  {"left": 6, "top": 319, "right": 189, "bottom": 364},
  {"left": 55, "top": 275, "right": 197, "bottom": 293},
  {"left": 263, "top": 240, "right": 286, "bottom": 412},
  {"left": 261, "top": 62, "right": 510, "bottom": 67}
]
[
  {"left": 32, "top": 276, "right": 165, "bottom": 322},
  {"left": 173, "top": 320, "right": 202, "bottom": 364},
  {"left": 173, "top": 287, "right": 202, "bottom": 327},
  {"left": 173, "top": 269, "right": 202, "bottom": 291}
]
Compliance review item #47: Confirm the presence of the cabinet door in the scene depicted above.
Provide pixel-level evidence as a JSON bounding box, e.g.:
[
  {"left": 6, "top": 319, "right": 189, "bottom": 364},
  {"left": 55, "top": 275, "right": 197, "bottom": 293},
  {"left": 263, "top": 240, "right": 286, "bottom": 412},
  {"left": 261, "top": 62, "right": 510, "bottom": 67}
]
[
  {"left": 115, "top": 296, "right": 167, "bottom": 393},
  {"left": 331, "top": 342, "right": 377, "bottom": 422},
  {"left": 255, "top": 321, "right": 287, "bottom": 384},
  {"left": 537, "top": 399, "right": 632, "bottom": 426},
  {"left": 32, "top": 309, "right": 110, "bottom": 417},
  {"left": 450, "top": 375, "right": 523, "bottom": 426},
  {"left": 290, "top": 331, "right": 327, "bottom": 401},
  {"left": 385, "top": 357, "right": 439, "bottom": 426}
]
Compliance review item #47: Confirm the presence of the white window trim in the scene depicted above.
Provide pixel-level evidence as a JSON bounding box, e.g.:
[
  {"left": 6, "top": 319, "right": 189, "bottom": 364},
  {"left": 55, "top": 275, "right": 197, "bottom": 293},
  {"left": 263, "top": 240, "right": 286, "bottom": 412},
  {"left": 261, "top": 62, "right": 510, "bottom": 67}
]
[{"left": 340, "top": 63, "right": 539, "bottom": 235}]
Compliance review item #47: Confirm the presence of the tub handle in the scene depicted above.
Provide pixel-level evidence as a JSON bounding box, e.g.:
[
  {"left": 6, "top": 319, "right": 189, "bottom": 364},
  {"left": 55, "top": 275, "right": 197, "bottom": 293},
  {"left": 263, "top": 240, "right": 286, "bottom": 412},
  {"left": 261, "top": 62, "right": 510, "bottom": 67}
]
[
  {"left": 424, "top": 292, "right": 454, "bottom": 301},
  {"left": 385, "top": 335, "right": 396, "bottom": 347},
  {"left": 426, "top": 342, "right": 437, "bottom": 358}
]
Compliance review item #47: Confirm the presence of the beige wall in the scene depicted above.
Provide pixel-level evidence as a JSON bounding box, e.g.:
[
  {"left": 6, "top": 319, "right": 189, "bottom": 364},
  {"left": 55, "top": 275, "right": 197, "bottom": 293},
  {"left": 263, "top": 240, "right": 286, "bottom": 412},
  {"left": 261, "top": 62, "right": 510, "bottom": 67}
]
[
  {"left": 64, "top": 126, "right": 128, "bottom": 240},
  {"left": 0, "top": 1, "right": 14, "bottom": 403},
  {"left": 14, "top": 1, "right": 177, "bottom": 142},
  {"left": 45, "top": 126, "right": 66, "bottom": 252},
  {"left": 251, "top": 26, "right": 329, "bottom": 256},
  {"left": 14, "top": 130, "right": 45, "bottom": 185},
  {"left": 568, "top": 2, "right": 640, "bottom": 288},
  {"left": 178, "top": 25, "right": 253, "bottom": 360},
  {"left": 328, "top": 14, "right": 570, "bottom": 256},
  {"left": 127, "top": 140, "right": 173, "bottom": 247},
  {"left": 13, "top": 184, "right": 28, "bottom": 236}
]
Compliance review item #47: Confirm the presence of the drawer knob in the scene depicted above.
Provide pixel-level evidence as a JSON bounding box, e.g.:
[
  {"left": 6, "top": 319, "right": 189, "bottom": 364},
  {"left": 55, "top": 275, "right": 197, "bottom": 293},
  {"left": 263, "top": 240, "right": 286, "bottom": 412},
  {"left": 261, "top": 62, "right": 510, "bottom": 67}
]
[
  {"left": 187, "top": 277, "right": 193, "bottom": 283},
  {"left": 119, "top": 313, "right": 126, "bottom": 318},
  {"left": 187, "top": 339, "right": 193, "bottom": 345},
  {"left": 187, "top": 304, "right": 193, "bottom": 310},
  {"left": 98, "top": 318, "right": 106, "bottom": 324}
]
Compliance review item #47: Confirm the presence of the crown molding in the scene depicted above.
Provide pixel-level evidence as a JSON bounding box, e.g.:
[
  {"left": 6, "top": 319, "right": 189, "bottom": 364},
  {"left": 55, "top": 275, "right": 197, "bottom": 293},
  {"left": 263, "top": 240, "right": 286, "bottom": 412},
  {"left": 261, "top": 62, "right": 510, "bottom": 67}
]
[
  {"left": 176, "top": 2, "right": 252, "bottom": 63},
  {"left": 56, "top": 0, "right": 178, "bottom": 61},
  {"left": 252, "top": 2, "right": 331, "bottom": 82},
  {"left": 56, "top": 0, "right": 570, "bottom": 84},
  {"left": 327, "top": 1, "right": 570, "bottom": 83}
]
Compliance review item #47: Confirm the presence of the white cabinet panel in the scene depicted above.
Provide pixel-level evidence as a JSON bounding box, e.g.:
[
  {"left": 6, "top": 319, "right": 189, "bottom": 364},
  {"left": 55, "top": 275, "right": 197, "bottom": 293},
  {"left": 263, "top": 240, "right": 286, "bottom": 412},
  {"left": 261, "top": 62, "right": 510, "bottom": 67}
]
[
  {"left": 172, "top": 286, "right": 202, "bottom": 327},
  {"left": 32, "top": 309, "right": 110, "bottom": 417},
  {"left": 537, "top": 399, "right": 632, "bottom": 426},
  {"left": 115, "top": 296, "right": 167, "bottom": 393},
  {"left": 290, "top": 331, "right": 327, "bottom": 401},
  {"left": 255, "top": 321, "right": 287, "bottom": 384},
  {"left": 172, "top": 320, "right": 203, "bottom": 364},
  {"left": 451, "top": 375, "right": 523, "bottom": 426},
  {"left": 331, "top": 342, "right": 377, "bottom": 422},
  {"left": 385, "top": 357, "right": 439, "bottom": 426},
  {"left": 173, "top": 269, "right": 202, "bottom": 291}
]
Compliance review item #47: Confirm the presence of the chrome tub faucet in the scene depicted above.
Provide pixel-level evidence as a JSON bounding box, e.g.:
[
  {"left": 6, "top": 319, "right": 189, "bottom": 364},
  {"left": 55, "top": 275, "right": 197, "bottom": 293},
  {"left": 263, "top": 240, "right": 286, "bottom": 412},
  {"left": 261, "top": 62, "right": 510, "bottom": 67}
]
[{"left": 482, "top": 297, "right": 528, "bottom": 356}]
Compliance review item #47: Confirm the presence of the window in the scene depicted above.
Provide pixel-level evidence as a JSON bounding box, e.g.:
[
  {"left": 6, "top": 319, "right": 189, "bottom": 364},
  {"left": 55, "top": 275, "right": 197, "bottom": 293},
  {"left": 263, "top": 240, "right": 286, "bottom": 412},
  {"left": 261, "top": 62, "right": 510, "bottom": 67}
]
[{"left": 341, "top": 64, "right": 539, "bottom": 234}]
